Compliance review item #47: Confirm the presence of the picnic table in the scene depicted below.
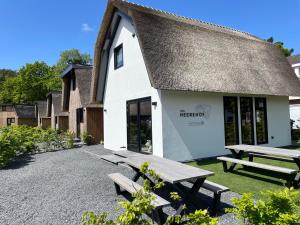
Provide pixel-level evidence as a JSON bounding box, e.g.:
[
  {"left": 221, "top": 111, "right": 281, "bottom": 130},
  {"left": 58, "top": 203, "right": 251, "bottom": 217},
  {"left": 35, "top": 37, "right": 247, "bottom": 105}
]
[
  {"left": 225, "top": 145, "right": 300, "bottom": 185},
  {"left": 122, "top": 155, "right": 214, "bottom": 215}
]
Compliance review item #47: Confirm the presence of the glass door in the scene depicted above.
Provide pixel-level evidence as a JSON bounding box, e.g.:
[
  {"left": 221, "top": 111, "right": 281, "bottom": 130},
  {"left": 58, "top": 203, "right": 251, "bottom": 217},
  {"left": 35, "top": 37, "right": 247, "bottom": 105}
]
[
  {"left": 127, "top": 98, "right": 152, "bottom": 153},
  {"left": 240, "top": 97, "right": 254, "bottom": 144},
  {"left": 223, "top": 97, "right": 239, "bottom": 145}
]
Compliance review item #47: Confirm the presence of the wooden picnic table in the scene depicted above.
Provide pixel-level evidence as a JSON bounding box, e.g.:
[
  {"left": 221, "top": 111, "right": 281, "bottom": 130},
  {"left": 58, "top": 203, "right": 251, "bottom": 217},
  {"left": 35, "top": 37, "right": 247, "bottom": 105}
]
[
  {"left": 225, "top": 145, "right": 300, "bottom": 184},
  {"left": 122, "top": 155, "right": 214, "bottom": 215}
]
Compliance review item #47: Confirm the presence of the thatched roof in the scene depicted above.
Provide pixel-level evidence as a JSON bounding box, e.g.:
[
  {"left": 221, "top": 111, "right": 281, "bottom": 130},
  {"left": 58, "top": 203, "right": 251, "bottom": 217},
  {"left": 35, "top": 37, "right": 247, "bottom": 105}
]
[
  {"left": 91, "top": 0, "right": 300, "bottom": 103},
  {"left": 36, "top": 101, "right": 48, "bottom": 117},
  {"left": 47, "top": 92, "right": 68, "bottom": 117},
  {"left": 14, "top": 105, "right": 36, "bottom": 119},
  {"left": 61, "top": 64, "right": 93, "bottom": 108},
  {"left": 288, "top": 54, "right": 300, "bottom": 65}
]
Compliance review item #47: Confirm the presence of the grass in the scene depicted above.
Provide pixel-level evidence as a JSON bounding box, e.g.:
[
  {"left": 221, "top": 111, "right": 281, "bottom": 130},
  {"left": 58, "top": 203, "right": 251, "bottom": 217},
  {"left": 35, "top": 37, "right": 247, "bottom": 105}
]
[{"left": 187, "top": 145, "right": 300, "bottom": 196}]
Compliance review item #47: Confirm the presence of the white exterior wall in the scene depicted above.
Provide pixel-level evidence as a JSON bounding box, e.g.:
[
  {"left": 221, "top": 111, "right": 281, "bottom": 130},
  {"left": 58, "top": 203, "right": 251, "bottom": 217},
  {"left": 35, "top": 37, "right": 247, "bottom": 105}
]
[
  {"left": 161, "top": 91, "right": 291, "bottom": 161},
  {"left": 103, "top": 15, "right": 163, "bottom": 156}
]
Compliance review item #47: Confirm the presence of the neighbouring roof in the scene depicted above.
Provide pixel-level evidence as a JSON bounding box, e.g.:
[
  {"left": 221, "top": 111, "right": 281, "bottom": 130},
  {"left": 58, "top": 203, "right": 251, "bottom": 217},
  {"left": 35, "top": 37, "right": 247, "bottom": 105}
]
[
  {"left": 61, "top": 64, "right": 93, "bottom": 108},
  {"left": 36, "top": 101, "right": 48, "bottom": 117},
  {"left": 48, "top": 92, "right": 68, "bottom": 116},
  {"left": 14, "top": 105, "right": 36, "bottom": 118},
  {"left": 91, "top": 0, "right": 300, "bottom": 102},
  {"left": 61, "top": 64, "right": 93, "bottom": 78},
  {"left": 288, "top": 54, "right": 300, "bottom": 65}
]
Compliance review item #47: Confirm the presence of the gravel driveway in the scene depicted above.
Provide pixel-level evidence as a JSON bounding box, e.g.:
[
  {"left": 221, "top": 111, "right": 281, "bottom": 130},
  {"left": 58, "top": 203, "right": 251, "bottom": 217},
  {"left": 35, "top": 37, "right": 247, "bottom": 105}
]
[{"left": 0, "top": 145, "right": 239, "bottom": 225}]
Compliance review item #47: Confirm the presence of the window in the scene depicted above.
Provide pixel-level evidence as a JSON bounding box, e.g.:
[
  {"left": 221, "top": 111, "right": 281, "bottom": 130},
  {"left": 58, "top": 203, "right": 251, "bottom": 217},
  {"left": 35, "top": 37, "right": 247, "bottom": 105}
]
[
  {"left": 223, "top": 97, "right": 239, "bottom": 145},
  {"left": 1, "top": 106, "right": 6, "bottom": 111},
  {"left": 78, "top": 108, "right": 84, "bottom": 123},
  {"left": 72, "top": 75, "right": 76, "bottom": 91},
  {"left": 240, "top": 97, "right": 254, "bottom": 145},
  {"left": 55, "top": 116, "right": 58, "bottom": 125},
  {"left": 255, "top": 98, "right": 268, "bottom": 144},
  {"left": 223, "top": 96, "right": 268, "bottom": 146},
  {"left": 114, "top": 44, "right": 123, "bottom": 69},
  {"left": 7, "top": 118, "right": 15, "bottom": 126}
]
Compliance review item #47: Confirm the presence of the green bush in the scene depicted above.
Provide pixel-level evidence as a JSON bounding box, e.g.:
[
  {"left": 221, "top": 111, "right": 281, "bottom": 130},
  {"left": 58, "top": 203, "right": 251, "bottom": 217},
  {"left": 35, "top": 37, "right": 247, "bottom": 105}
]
[
  {"left": 226, "top": 188, "right": 300, "bottom": 225},
  {"left": 0, "top": 125, "right": 74, "bottom": 168},
  {"left": 82, "top": 162, "right": 218, "bottom": 225},
  {"left": 81, "top": 132, "right": 94, "bottom": 145}
]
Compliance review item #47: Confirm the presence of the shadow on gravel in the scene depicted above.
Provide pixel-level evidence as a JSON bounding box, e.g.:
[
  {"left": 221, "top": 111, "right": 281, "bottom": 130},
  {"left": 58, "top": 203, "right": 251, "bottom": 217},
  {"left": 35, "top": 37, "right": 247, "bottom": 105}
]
[{"left": 3, "top": 154, "right": 35, "bottom": 170}]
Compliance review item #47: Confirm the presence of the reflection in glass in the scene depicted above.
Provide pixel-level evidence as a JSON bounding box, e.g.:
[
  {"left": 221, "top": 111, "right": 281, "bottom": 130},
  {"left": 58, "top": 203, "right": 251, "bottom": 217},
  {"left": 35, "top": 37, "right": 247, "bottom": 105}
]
[
  {"left": 255, "top": 98, "right": 268, "bottom": 144},
  {"left": 224, "top": 97, "right": 239, "bottom": 145},
  {"left": 240, "top": 97, "right": 254, "bottom": 144},
  {"left": 127, "top": 102, "right": 139, "bottom": 151}
]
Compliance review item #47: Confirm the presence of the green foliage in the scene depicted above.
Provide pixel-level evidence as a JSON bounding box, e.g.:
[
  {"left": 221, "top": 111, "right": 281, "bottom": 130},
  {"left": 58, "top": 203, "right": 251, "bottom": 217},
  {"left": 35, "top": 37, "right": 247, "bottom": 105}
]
[
  {"left": 0, "top": 125, "right": 75, "bottom": 168},
  {"left": 82, "top": 162, "right": 218, "bottom": 225},
  {"left": 65, "top": 130, "right": 75, "bottom": 149},
  {"left": 81, "top": 132, "right": 94, "bottom": 145},
  {"left": 266, "top": 37, "right": 294, "bottom": 57},
  {"left": 0, "top": 69, "right": 16, "bottom": 83},
  {"left": 0, "top": 61, "right": 61, "bottom": 104},
  {"left": 54, "top": 49, "right": 92, "bottom": 74},
  {"left": 226, "top": 188, "right": 300, "bottom": 225}
]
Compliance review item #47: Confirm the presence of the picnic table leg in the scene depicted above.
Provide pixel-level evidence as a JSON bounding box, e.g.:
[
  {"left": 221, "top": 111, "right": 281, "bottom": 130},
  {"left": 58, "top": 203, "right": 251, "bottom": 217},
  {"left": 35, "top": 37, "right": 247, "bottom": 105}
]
[
  {"left": 293, "top": 158, "right": 300, "bottom": 187},
  {"left": 228, "top": 149, "right": 244, "bottom": 172},
  {"left": 175, "top": 178, "right": 206, "bottom": 215}
]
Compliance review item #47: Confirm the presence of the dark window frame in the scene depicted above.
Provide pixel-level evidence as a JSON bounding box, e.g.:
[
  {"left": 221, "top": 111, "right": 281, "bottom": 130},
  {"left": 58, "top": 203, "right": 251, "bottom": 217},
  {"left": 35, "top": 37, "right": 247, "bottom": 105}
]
[
  {"left": 240, "top": 97, "right": 255, "bottom": 145},
  {"left": 126, "top": 97, "right": 152, "bottom": 153},
  {"left": 223, "top": 96, "right": 239, "bottom": 146},
  {"left": 255, "top": 97, "right": 268, "bottom": 144},
  {"left": 114, "top": 44, "right": 123, "bottom": 70},
  {"left": 78, "top": 108, "right": 84, "bottom": 123},
  {"left": 72, "top": 74, "right": 76, "bottom": 91}
]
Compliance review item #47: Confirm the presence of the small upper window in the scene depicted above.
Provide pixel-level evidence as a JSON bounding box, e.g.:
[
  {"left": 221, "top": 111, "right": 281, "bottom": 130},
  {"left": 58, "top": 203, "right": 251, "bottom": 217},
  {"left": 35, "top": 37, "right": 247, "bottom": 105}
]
[
  {"left": 114, "top": 44, "right": 123, "bottom": 69},
  {"left": 72, "top": 75, "right": 76, "bottom": 91}
]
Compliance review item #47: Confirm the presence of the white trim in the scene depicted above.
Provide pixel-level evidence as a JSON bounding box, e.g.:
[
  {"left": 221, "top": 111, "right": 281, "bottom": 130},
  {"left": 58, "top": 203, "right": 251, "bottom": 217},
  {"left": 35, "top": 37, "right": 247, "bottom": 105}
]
[{"left": 291, "top": 63, "right": 300, "bottom": 67}]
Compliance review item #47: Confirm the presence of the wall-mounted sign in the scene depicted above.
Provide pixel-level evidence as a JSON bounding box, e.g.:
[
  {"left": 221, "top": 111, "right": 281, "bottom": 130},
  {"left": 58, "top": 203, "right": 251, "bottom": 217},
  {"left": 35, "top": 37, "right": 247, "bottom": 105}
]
[{"left": 179, "top": 104, "right": 211, "bottom": 126}]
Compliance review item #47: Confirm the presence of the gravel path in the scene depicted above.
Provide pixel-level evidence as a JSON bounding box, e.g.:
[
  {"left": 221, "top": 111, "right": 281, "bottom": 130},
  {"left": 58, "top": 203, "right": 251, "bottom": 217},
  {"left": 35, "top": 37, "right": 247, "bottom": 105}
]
[{"left": 0, "top": 145, "right": 239, "bottom": 225}]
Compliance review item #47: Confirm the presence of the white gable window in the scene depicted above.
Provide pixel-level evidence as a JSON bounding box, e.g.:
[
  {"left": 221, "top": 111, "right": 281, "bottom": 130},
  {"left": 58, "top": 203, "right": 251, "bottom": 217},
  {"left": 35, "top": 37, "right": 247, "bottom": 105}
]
[{"left": 114, "top": 44, "right": 123, "bottom": 69}]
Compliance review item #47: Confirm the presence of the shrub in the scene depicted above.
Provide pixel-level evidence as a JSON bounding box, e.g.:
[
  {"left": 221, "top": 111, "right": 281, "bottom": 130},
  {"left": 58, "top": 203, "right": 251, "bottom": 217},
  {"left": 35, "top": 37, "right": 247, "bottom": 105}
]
[
  {"left": 226, "top": 188, "right": 300, "bottom": 225},
  {"left": 82, "top": 162, "right": 218, "bottom": 225},
  {"left": 0, "top": 125, "right": 75, "bottom": 168},
  {"left": 81, "top": 132, "right": 94, "bottom": 145},
  {"left": 65, "top": 130, "right": 75, "bottom": 149}
]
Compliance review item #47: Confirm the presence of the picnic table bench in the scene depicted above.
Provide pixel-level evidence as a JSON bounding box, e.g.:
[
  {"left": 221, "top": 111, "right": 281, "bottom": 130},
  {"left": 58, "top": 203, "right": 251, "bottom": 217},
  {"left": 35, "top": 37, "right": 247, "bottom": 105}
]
[
  {"left": 122, "top": 155, "right": 217, "bottom": 215},
  {"left": 108, "top": 173, "right": 170, "bottom": 224},
  {"left": 219, "top": 145, "right": 300, "bottom": 187},
  {"left": 217, "top": 156, "right": 297, "bottom": 186}
]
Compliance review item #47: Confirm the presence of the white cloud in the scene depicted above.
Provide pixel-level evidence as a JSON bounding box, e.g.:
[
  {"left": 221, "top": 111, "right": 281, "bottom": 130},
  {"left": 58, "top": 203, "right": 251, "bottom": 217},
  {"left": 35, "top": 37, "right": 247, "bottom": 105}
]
[{"left": 82, "top": 23, "right": 94, "bottom": 32}]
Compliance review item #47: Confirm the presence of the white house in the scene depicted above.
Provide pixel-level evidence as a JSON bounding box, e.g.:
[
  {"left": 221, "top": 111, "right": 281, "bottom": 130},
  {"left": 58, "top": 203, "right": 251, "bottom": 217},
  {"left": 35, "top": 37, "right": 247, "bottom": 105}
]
[
  {"left": 288, "top": 54, "right": 300, "bottom": 128},
  {"left": 89, "top": 0, "right": 300, "bottom": 161}
]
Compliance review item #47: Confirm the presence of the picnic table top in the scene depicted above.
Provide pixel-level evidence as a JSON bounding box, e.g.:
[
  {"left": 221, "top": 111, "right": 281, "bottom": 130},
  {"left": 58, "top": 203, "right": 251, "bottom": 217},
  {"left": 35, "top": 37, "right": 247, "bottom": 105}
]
[
  {"left": 122, "top": 155, "right": 214, "bottom": 184},
  {"left": 225, "top": 145, "right": 300, "bottom": 159}
]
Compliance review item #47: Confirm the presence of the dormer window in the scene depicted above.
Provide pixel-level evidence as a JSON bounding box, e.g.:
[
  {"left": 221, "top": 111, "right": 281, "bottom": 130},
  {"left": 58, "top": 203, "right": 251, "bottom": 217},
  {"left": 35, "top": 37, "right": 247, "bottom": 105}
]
[{"left": 114, "top": 44, "right": 123, "bottom": 69}]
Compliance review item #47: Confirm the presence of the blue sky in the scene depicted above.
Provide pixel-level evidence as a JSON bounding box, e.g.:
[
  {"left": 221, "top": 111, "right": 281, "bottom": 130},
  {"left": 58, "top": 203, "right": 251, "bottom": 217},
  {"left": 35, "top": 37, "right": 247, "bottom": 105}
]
[{"left": 0, "top": 0, "right": 299, "bottom": 70}]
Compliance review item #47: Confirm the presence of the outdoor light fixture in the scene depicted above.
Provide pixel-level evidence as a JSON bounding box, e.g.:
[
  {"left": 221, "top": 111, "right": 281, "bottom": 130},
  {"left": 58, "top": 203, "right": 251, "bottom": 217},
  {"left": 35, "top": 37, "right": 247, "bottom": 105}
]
[
  {"left": 152, "top": 102, "right": 157, "bottom": 107},
  {"left": 104, "top": 109, "right": 107, "bottom": 112}
]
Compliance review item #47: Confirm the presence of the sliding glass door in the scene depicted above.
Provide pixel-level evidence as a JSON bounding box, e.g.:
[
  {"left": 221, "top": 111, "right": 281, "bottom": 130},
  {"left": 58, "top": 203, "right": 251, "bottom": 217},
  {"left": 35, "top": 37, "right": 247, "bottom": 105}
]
[
  {"left": 255, "top": 98, "right": 268, "bottom": 144},
  {"left": 223, "top": 97, "right": 239, "bottom": 145},
  {"left": 127, "top": 97, "right": 152, "bottom": 153},
  {"left": 240, "top": 97, "right": 254, "bottom": 145}
]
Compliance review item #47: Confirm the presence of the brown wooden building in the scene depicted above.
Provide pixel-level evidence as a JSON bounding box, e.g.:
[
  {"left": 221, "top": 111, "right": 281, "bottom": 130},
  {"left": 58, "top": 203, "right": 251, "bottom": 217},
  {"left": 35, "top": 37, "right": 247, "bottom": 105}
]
[
  {"left": 46, "top": 92, "right": 69, "bottom": 131},
  {"left": 62, "top": 64, "right": 103, "bottom": 143},
  {"left": 36, "top": 101, "right": 51, "bottom": 129},
  {"left": 0, "top": 104, "right": 37, "bottom": 127}
]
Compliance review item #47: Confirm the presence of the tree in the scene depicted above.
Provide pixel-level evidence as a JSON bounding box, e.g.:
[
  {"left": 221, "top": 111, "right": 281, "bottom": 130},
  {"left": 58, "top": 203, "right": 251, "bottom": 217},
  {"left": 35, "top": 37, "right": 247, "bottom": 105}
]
[
  {"left": 266, "top": 37, "right": 294, "bottom": 57},
  {"left": 0, "top": 69, "right": 16, "bottom": 83},
  {"left": 0, "top": 61, "right": 61, "bottom": 104},
  {"left": 54, "top": 49, "right": 92, "bottom": 74}
]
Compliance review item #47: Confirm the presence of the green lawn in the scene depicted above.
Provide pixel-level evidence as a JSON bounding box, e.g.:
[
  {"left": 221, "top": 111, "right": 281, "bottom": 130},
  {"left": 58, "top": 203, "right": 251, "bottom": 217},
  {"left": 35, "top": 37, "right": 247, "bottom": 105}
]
[{"left": 187, "top": 146, "right": 300, "bottom": 196}]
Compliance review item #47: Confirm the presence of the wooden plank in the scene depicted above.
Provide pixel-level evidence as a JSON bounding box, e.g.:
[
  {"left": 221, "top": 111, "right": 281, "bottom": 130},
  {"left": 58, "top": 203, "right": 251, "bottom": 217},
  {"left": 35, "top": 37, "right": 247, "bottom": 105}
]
[
  {"left": 123, "top": 155, "right": 214, "bottom": 184},
  {"left": 108, "top": 173, "right": 170, "bottom": 208},
  {"left": 217, "top": 157, "right": 297, "bottom": 174},
  {"left": 249, "top": 153, "right": 294, "bottom": 162},
  {"left": 100, "top": 154, "right": 125, "bottom": 164},
  {"left": 225, "top": 145, "right": 300, "bottom": 159},
  {"left": 202, "top": 180, "right": 230, "bottom": 194}
]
